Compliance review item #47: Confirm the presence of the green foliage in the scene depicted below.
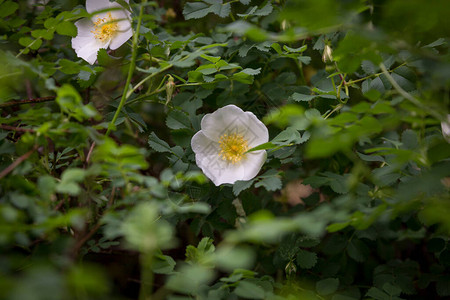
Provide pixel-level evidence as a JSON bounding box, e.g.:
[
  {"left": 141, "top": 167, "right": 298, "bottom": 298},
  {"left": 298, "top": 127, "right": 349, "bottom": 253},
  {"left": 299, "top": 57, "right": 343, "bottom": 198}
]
[{"left": 0, "top": 0, "right": 449, "bottom": 299}]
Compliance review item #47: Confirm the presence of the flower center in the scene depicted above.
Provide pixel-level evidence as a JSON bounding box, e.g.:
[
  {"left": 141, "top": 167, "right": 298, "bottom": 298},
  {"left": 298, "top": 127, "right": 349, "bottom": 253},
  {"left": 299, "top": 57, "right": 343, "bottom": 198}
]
[
  {"left": 219, "top": 133, "right": 249, "bottom": 164},
  {"left": 92, "top": 12, "right": 119, "bottom": 42}
]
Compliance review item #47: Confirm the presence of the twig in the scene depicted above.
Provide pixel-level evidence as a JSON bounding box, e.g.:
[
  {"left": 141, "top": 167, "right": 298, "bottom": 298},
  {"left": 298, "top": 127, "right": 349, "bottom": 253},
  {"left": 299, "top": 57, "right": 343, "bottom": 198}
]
[
  {"left": 25, "top": 79, "right": 33, "bottom": 100},
  {"left": 86, "top": 142, "right": 96, "bottom": 163},
  {"left": 0, "top": 145, "right": 38, "bottom": 179},
  {"left": 0, "top": 124, "right": 35, "bottom": 133},
  {"left": 0, "top": 96, "right": 56, "bottom": 108},
  {"left": 108, "top": 186, "right": 116, "bottom": 208},
  {"left": 53, "top": 198, "right": 66, "bottom": 211},
  {"left": 72, "top": 222, "right": 102, "bottom": 257}
]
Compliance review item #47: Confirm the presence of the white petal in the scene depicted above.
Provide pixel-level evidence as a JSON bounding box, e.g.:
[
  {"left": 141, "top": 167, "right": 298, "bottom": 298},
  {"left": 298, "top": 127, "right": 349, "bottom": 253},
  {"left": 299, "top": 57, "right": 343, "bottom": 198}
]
[
  {"left": 191, "top": 131, "right": 219, "bottom": 156},
  {"left": 110, "top": 1, "right": 131, "bottom": 12},
  {"left": 241, "top": 151, "right": 267, "bottom": 181},
  {"left": 196, "top": 153, "right": 245, "bottom": 186},
  {"left": 200, "top": 105, "right": 247, "bottom": 141},
  {"left": 243, "top": 111, "right": 269, "bottom": 148},
  {"left": 73, "top": 18, "right": 95, "bottom": 41},
  {"left": 86, "top": 0, "right": 111, "bottom": 14},
  {"left": 72, "top": 35, "right": 108, "bottom": 64},
  {"left": 442, "top": 114, "right": 450, "bottom": 143},
  {"left": 191, "top": 131, "right": 246, "bottom": 185},
  {"left": 109, "top": 17, "right": 132, "bottom": 50}
]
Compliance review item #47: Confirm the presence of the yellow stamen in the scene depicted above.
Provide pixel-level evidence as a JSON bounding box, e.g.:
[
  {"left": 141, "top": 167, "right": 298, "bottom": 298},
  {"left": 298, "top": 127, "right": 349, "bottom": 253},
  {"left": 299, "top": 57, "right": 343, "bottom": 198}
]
[
  {"left": 91, "top": 12, "right": 119, "bottom": 42},
  {"left": 219, "top": 133, "right": 249, "bottom": 164}
]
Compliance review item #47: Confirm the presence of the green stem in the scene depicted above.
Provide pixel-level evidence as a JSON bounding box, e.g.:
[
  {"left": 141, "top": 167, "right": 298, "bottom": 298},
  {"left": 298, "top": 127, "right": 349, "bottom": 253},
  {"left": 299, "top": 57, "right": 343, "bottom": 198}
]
[
  {"left": 379, "top": 63, "right": 443, "bottom": 121},
  {"left": 16, "top": 39, "right": 40, "bottom": 58},
  {"left": 139, "top": 252, "right": 154, "bottom": 300},
  {"left": 105, "top": 0, "right": 146, "bottom": 136},
  {"left": 323, "top": 103, "right": 344, "bottom": 119},
  {"left": 126, "top": 64, "right": 174, "bottom": 99},
  {"left": 345, "top": 62, "right": 407, "bottom": 85}
]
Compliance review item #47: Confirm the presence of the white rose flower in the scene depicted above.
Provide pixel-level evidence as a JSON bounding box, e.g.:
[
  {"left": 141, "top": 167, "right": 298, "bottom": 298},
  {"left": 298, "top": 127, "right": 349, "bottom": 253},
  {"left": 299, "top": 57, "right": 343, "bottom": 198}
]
[
  {"left": 442, "top": 114, "right": 450, "bottom": 143},
  {"left": 71, "top": 0, "right": 132, "bottom": 65},
  {"left": 191, "top": 105, "right": 269, "bottom": 186}
]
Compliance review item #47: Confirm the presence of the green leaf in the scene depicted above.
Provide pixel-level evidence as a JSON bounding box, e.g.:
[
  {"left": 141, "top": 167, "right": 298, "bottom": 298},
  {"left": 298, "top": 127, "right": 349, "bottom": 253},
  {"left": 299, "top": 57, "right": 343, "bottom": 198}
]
[
  {"left": 232, "top": 71, "right": 254, "bottom": 84},
  {"left": 148, "top": 132, "right": 172, "bottom": 153},
  {"left": 327, "top": 222, "right": 350, "bottom": 233},
  {"left": 382, "top": 283, "right": 402, "bottom": 297},
  {"left": 436, "top": 276, "right": 450, "bottom": 296},
  {"left": 241, "top": 68, "right": 261, "bottom": 75},
  {"left": 186, "top": 237, "right": 215, "bottom": 267},
  {"left": 347, "top": 239, "right": 369, "bottom": 262},
  {"left": 316, "top": 278, "right": 339, "bottom": 296},
  {"left": 233, "top": 179, "right": 255, "bottom": 196},
  {"left": 366, "top": 287, "right": 390, "bottom": 300},
  {"left": 247, "top": 142, "right": 277, "bottom": 152},
  {"left": 200, "top": 54, "right": 221, "bottom": 63},
  {"left": 0, "top": 0, "right": 19, "bottom": 18},
  {"left": 215, "top": 246, "right": 255, "bottom": 272},
  {"left": 56, "top": 21, "right": 77, "bottom": 37},
  {"left": 166, "top": 110, "right": 191, "bottom": 130},
  {"left": 152, "top": 254, "right": 176, "bottom": 274},
  {"left": 254, "top": 3, "right": 273, "bottom": 16},
  {"left": 283, "top": 45, "right": 307, "bottom": 53},
  {"left": 291, "top": 92, "right": 316, "bottom": 102},
  {"left": 166, "top": 264, "right": 214, "bottom": 294},
  {"left": 333, "top": 32, "right": 382, "bottom": 73},
  {"left": 255, "top": 176, "right": 282, "bottom": 192},
  {"left": 56, "top": 168, "right": 86, "bottom": 196},
  {"left": 332, "top": 295, "right": 358, "bottom": 300},
  {"left": 183, "top": 1, "right": 231, "bottom": 20},
  {"left": 188, "top": 71, "right": 204, "bottom": 83},
  {"left": 391, "top": 66, "right": 416, "bottom": 92},
  {"left": 296, "top": 249, "right": 317, "bottom": 269},
  {"left": 31, "top": 29, "right": 54, "bottom": 40},
  {"left": 19, "top": 37, "right": 42, "bottom": 50},
  {"left": 59, "top": 59, "right": 83, "bottom": 75},
  {"left": 271, "top": 43, "right": 283, "bottom": 54},
  {"left": 234, "top": 280, "right": 265, "bottom": 299},
  {"left": 44, "top": 17, "right": 60, "bottom": 29},
  {"left": 272, "top": 127, "right": 302, "bottom": 145}
]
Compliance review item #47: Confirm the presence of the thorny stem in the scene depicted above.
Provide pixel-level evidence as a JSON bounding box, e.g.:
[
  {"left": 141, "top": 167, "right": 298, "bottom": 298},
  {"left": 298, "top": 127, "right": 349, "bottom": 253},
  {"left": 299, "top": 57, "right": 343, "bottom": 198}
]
[
  {"left": 0, "top": 124, "right": 35, "bottom": 133},
  {"left": 0, "top": 96, "right": 56, "bottom": 108},
  {"left": 106, "top": 0, "right": 146, "bottom": 136},
  {"left": 0, "top": 145, "right": 38, "bottom": 179}
]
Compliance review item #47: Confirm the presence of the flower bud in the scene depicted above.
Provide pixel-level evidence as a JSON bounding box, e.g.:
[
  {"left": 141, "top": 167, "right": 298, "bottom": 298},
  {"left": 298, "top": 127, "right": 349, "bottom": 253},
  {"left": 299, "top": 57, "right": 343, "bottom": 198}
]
[
  {"left": 322, "top": 44, "right": 333, "bottom": 63},
  {"left": 165, "top": 75, "right": 176, "bottom": 105}
]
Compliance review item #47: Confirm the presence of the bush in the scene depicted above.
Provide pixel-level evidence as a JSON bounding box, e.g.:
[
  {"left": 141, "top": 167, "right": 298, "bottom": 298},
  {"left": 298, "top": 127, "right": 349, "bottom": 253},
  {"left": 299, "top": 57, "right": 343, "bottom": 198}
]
[{"left": 0, "top": 0, "right": 449, "bottom": 299}]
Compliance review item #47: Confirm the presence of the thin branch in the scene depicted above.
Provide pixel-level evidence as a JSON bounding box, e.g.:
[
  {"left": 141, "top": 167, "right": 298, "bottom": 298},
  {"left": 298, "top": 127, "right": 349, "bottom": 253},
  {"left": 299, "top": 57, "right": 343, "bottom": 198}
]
[
  {"left": 0, "top": 96, "right": 56, "bottom": 108},
  {"left": 379, "top": 63, "right": 443, "bottom": 121},
  {"left": 72, "top": 222, "right": 102, "bottom": 257},
  {"left": 0, "top": 145, "right": 38, "bottom": 179},
  {"left": 86, "top": 142, "right": 96, "bottom": 163},
  {"left": 53, "top": 198, "right": 66, "bottom": 211},
  {"left": 0, "top": 124, "right": 35, "bottom": 133}
]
